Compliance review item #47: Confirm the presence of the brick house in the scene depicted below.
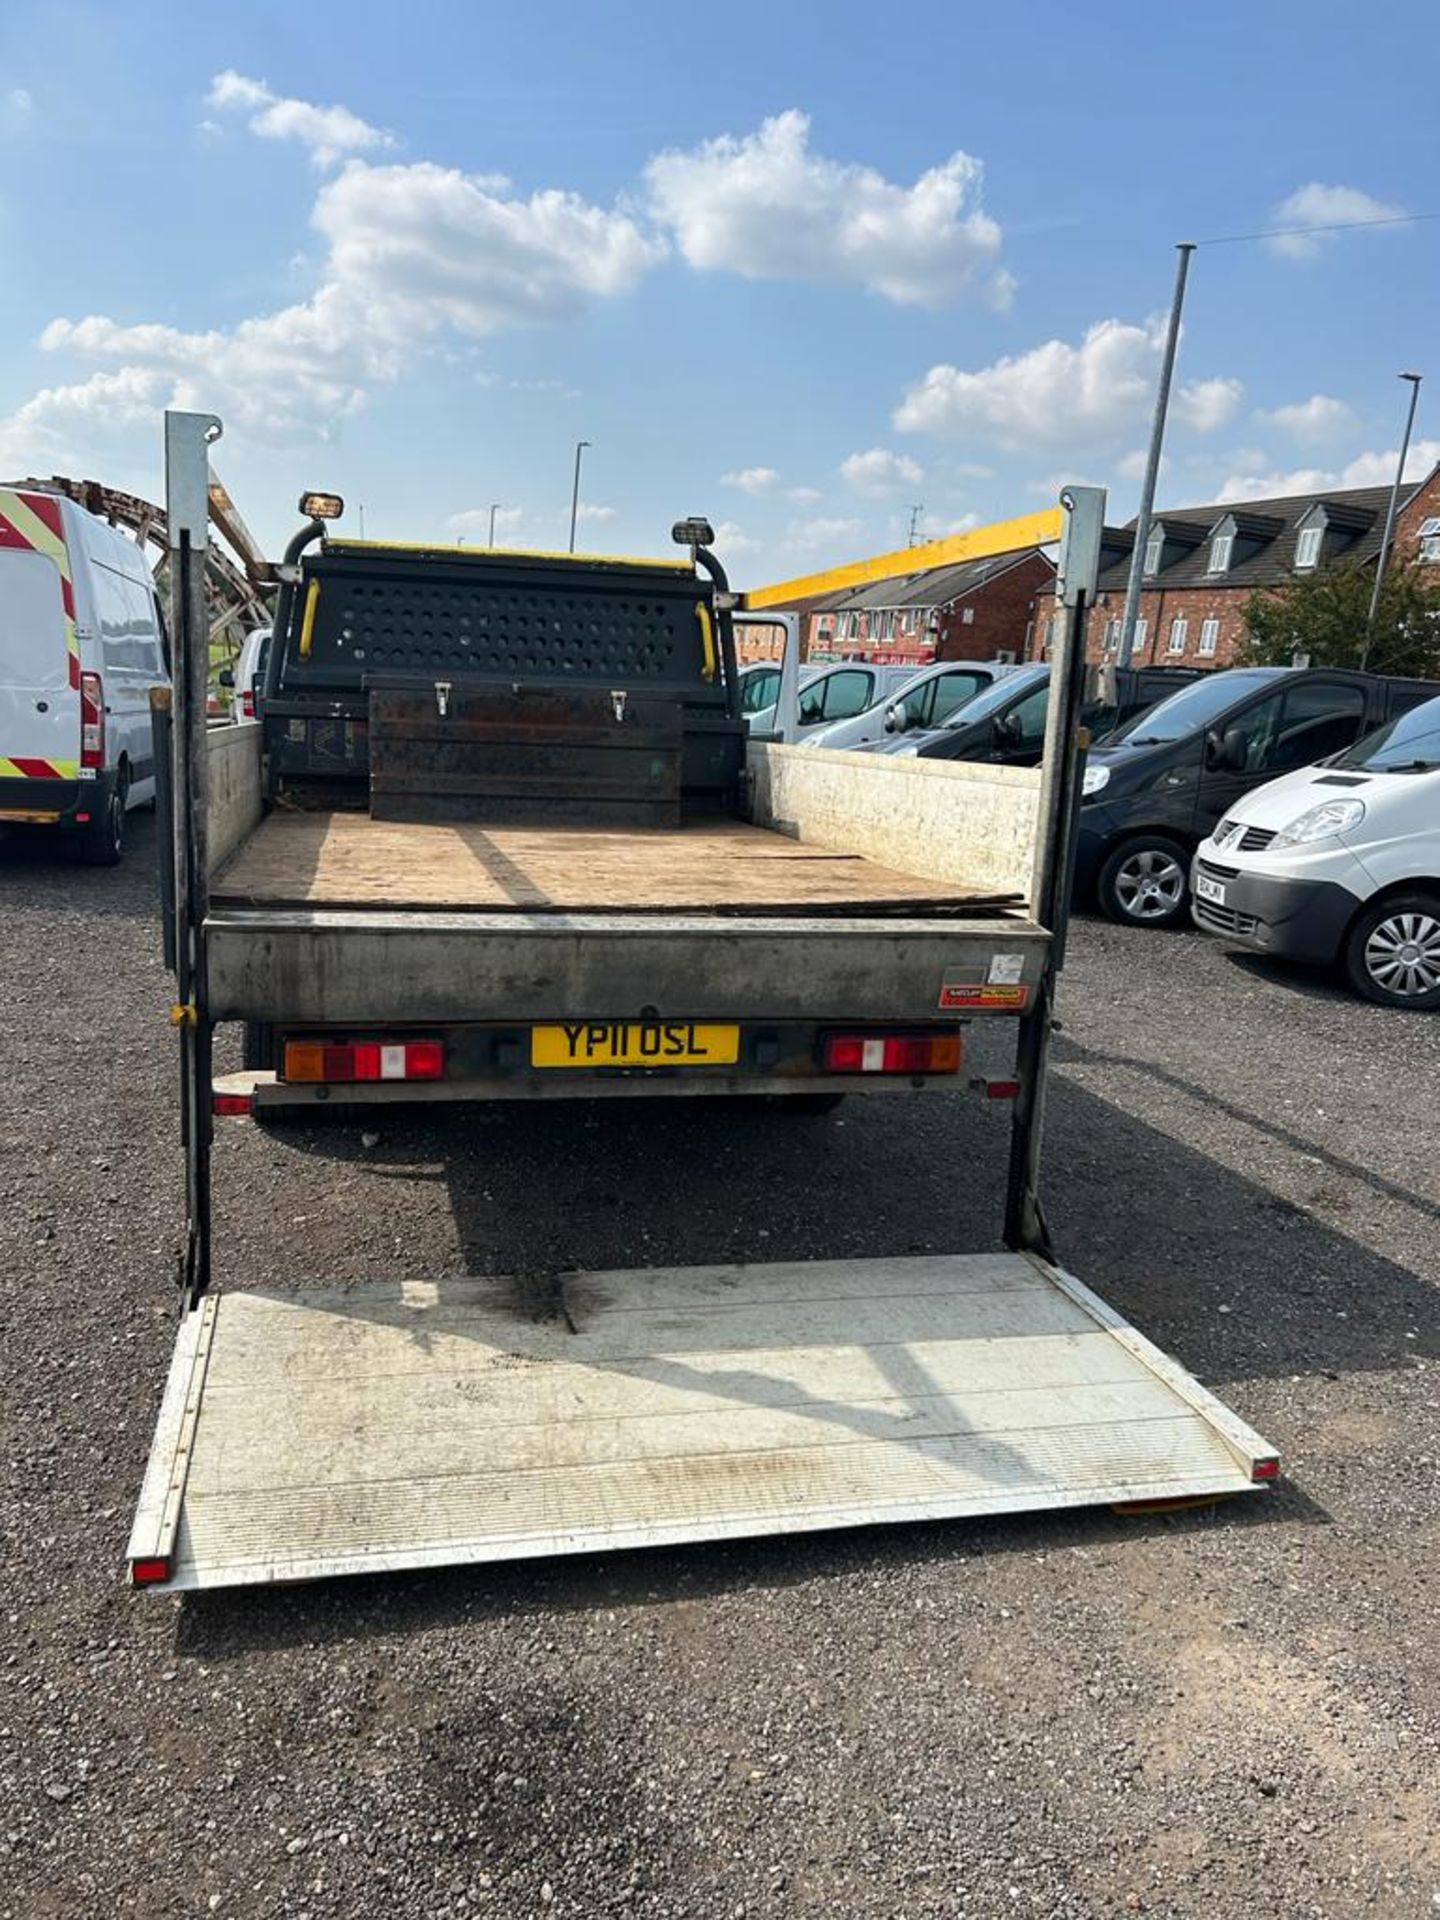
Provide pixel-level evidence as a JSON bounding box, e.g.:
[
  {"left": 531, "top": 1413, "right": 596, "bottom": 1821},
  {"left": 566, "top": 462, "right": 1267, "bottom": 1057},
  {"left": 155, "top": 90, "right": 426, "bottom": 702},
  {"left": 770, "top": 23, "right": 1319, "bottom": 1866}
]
[
  {"left": 1027, "top": 463, "right": 1440, "bottom": 667},
  {"left": 802, "top": 546, "right": 1054, "bottom": 664}
]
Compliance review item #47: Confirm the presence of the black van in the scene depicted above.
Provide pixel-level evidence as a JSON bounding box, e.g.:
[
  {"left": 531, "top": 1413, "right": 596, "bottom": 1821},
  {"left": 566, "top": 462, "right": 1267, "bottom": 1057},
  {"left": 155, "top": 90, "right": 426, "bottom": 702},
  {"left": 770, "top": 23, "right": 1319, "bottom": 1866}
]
[
  {"left": 1076, "top": 666, "right": 1438, "bottom": 927},
  {"left": 880, "top": 662, "right": 1198, "bottom": 768}
]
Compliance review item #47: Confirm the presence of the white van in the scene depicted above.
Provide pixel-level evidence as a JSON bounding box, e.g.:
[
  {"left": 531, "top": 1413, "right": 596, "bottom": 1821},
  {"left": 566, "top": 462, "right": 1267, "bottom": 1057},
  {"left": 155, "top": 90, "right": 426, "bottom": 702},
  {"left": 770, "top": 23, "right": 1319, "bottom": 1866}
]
[
  {"left": 224, "top": 624, "right": 272, "bottom": 723},
  {"left": 0, "top": 487, "right": 169, "bottom": 863},
  {"left": 1192, "top": 692, "right": 1440, "bottom": 1009}
]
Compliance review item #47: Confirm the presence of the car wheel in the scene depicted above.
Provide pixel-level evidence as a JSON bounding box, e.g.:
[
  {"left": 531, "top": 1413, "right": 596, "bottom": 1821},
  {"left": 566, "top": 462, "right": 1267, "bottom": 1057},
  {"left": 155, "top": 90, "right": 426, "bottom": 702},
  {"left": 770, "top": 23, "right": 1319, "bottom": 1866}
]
[
  {"left": 1343, "top": 893, "right": 1440, "bottom": 1010},
  {"left": 1097, "top": 836, "right": 1190, "bottom": 929},
  {"left": 79, "top": 781, "right": 126, "bottom": 867}
]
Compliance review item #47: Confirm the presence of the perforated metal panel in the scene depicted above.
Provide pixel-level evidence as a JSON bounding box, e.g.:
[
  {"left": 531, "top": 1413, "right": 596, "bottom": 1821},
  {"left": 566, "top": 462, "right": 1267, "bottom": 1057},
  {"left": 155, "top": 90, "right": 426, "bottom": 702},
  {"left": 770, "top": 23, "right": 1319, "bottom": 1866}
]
[{"left": 287, "top": 548, "right": 719, "bottom": 696}]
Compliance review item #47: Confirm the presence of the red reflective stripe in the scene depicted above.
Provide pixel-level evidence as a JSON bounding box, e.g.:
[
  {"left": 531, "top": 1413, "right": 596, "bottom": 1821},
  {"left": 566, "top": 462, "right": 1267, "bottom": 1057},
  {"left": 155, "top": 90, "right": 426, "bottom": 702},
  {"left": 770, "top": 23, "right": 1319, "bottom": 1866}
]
[
  {"left": 22, "top": 491, "right": 64, "bottom": 541},
  {"left": 10, "top": 757, "right": 65, "bottom": 779},
  {"left": 69, "top": 653, "right": 80, "bottom": 689}
]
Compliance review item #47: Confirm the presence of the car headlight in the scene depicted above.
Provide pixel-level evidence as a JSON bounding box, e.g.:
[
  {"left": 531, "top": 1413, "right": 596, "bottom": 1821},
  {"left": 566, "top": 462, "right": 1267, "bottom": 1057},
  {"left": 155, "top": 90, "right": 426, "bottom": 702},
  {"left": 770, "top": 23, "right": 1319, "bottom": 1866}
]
[
  {"left": 1081, "top": 763, "right": 1110, "bottom": 797},
  {"left": 1270, "top": 798, "right": 1366, "bottom": 848}
]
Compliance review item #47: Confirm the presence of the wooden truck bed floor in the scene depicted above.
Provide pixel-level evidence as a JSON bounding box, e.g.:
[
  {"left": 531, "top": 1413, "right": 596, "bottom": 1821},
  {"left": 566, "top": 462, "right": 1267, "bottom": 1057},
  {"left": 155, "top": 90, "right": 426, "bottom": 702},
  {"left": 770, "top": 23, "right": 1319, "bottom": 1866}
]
[{"left": 211, "top": 812, "right": 1019, "bottom": 916}]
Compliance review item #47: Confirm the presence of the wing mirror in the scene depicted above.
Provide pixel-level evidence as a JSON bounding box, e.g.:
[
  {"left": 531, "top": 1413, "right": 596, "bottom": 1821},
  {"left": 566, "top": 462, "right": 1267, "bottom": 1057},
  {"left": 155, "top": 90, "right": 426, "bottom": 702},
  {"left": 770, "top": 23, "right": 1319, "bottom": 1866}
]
[
  {"left": 885, "top": 700, "right": 909, "bottom": 734},
  {"left": 1207, "top": 726, "right": 1248, "bottom": 771},
  {"left": 217, "top": 667, "right": 235, "bottom": 688}
]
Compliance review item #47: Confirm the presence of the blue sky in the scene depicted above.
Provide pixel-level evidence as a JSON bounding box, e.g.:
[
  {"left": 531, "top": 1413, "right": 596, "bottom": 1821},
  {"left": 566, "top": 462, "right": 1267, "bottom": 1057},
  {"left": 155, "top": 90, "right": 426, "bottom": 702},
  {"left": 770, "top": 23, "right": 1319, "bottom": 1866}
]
[{"left": 1, "top": 0, "right": 1436, "bottom": 584}]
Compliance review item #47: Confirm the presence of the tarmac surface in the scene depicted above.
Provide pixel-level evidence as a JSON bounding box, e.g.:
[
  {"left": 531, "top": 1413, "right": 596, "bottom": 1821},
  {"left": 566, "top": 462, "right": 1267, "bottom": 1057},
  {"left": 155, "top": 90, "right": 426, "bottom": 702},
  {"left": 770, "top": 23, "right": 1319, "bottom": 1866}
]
[{"left": 1, "top": 811, "right": 1436, "bottom": 1919}]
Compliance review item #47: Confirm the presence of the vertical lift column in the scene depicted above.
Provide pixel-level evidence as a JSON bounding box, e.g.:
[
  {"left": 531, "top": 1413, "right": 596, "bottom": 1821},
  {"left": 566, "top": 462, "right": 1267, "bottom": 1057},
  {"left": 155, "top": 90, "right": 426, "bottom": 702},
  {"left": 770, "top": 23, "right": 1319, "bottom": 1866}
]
[{"left": 1004, "top": 485, "right": 1104, "bottom": 1259}]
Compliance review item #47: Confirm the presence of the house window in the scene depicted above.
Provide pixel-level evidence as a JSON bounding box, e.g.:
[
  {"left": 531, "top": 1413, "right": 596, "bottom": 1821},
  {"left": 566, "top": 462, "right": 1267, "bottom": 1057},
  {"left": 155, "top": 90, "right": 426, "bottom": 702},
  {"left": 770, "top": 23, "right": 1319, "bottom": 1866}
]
[
  {"left": 960, "top": 606, "right": 975, "bottom": 624},
  {"left": 1143, "top": 530, "right": 1164, "bottom": 575},
  {"left": 1167, "top": 616, "right": 1188, "bottom": 655},
  {"left": 816, "top": 615, "right": 835, "bottom": 635},
  {"left": 1134, "top": 618, "right": 1148, "bottom": 657},
  {"left": 1198, "top": 616, "right": 1221, "bottom": 657},
  {"left": 1295, "top": 526, "right": 1323, "bottom": 569},
  {"left": 1419, "top": 516, "right": 1440, "bottom": 563},
  {"left": 1208, "top": 533, "right": 1234, "bottom": 574},
  {"left": 1103, "top": 617, "right": 1120, "bottom": 654}
]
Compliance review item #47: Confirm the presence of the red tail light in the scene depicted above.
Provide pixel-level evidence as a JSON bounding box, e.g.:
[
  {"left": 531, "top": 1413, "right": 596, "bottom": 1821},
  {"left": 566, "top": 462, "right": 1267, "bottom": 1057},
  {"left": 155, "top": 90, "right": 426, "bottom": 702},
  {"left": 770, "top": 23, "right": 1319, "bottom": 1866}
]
[
  {"left": 212, "top": 1090, "right": 253, "bottom": 1116},
  {"left": 80, "top": 671, "right": 105, "bottom": 769},
  {"left": 822, "top": 1032, "right": 963, "bottom": 1075},
  {"left": 131, "top": 1556, "right": 171, "bottom": 1586},
  {"left": 241, "top": 689, "right": 255, "bottom": 719},
  {"left": 283, "top": 1038, "right": 446, "bottom": 1083}
]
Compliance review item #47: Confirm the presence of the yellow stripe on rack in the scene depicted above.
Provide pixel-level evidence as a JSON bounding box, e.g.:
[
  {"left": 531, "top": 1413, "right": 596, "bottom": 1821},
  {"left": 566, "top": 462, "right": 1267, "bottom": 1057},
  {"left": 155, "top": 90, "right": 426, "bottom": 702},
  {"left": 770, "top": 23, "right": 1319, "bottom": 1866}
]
[
  {"left": 324, "top": 537, "right": 695, "bottom": 572},
  {"left": 741, "top": 507, "right": 1063, "bottom": 611}
]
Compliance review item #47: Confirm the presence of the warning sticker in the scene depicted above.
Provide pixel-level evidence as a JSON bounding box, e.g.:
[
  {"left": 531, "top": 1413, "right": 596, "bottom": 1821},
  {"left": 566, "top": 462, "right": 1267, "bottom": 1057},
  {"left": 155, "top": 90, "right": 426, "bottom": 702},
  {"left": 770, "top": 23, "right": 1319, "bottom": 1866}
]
[
  {"left": 939, "top": 981, "right": 1030, "bottom": 1011},
  {"left": 987, "top": 952, "right": 1026, "bottom": 986}
]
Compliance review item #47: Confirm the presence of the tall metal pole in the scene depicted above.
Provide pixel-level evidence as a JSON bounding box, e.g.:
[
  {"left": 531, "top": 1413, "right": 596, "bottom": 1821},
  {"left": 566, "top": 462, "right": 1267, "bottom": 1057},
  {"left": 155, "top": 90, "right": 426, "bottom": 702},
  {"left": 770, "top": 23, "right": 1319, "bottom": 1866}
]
[
  {"left": 1363, "top": 371, "right": 1423, "bottom": 663},
  {"left": 568, "top": 440, "right": 591, "bottom": 553},
  {"left": 488, "top": 502, "right": 502, "bottom": 547},
  {"left": 1116, "top": 243, "right": 1195, "bottom": 670}
]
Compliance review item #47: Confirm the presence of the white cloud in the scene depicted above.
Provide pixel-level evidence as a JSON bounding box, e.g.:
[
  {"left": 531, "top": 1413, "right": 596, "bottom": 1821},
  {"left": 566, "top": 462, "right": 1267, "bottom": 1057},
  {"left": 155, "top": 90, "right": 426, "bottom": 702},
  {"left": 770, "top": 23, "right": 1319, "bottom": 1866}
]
[
  {"left": 840, "top": 447, "right": 923, "bottom": 497},
  {"left": 721, "top": 465, "right": 779, "bottom": 494},
  {"left": 0, "top": 365, "right": 169, "bottom": 473},
  {"left": 445, "top": 505, "right": 525, "bottom": 542},
  {"left": 1116, "top": 449, "right": 1168, "bottom": 482},
  {"left": 646, "top": 109, "right": 1009, "bottom": 308},
  {"left": 712, "top": 519, "right": 761, "bottom": 556},
  {"left": 786, "top": 484, "right": 822, "bottom": 503},
  {"left": 895, "top": 317, "right": 1241, "bottom": 448},
  {"left": 785, "top": 514, "right": 866, "bottom": 554},
  {"left": 1173, "top": 376, "right": 1242, "bottom": 434},
  {"left": 1255, "top": 394, "right": 1359, "bottom": 442},
  {"left": 570, "top": 502, "right": 618, "bottom": 525},
  {"left": 8, "top": 87, "right": 33, "bottom": 112},
  {"left": 1216, "top": 438, "right": 1440, "bottom": 503},
  {"left": 208, "top": 70, "right": 393, "bottom": 168},
  {"left": 1266, "top": 182, "right": 1405, "bottom": 260},
  {"left": 16, "top": 142, "right": 660, "bottom": 450}
]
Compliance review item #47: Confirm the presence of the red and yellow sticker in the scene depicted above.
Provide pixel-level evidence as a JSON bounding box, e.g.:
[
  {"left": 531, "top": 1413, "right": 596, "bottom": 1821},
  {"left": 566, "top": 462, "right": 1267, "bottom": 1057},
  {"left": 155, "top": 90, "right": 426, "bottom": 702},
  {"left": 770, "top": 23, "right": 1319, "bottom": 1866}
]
[
  {"left": 0, "top": 491, "right": 82, "bottom": 783},
  {"left": 939, "top": 981, "right": 1030, "bottom": 1010}
]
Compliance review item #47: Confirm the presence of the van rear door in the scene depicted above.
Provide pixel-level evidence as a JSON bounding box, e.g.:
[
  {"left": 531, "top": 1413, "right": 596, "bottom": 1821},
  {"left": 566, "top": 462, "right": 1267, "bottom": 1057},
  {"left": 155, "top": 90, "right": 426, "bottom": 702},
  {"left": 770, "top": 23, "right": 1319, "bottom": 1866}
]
[{"left": 0, "top": 493, "right": 80, "bottom": 788}]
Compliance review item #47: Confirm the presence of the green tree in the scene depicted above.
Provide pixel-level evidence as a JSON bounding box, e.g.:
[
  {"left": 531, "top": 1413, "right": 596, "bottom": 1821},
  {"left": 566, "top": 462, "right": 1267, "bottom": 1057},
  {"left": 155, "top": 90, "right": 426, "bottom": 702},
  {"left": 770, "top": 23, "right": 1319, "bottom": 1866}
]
[{"left": 1237, "top": 556, "right": 1440, "bottom": 677}]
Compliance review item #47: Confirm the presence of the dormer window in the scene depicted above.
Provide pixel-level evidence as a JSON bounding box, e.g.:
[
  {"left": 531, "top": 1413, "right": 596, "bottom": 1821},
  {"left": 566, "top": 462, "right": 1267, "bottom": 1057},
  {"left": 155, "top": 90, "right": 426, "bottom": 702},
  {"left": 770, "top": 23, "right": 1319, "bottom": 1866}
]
[
  {"left": 1295, "top": 525, "right": 1323, "bottom": 569},
  {"left": 1143, "top": 529, "right": 1164, "bottom": 574},
  {"left": 1208, "top": 532, "right": 1234, "bottom": 574}
]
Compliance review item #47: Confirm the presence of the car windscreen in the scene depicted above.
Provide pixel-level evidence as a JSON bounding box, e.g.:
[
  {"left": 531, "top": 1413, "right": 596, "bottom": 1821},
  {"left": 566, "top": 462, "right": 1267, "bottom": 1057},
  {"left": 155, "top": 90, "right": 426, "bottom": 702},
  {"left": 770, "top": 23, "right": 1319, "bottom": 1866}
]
[
  {"left": 1335, "top": 696, "right": 1440, "bottom": 771},
  {"left": 935, "top": 665, "right": 1046, "bottom": 729},
  {"left": 1107, "top": 668, "right": 1285, "bottom": 745}
]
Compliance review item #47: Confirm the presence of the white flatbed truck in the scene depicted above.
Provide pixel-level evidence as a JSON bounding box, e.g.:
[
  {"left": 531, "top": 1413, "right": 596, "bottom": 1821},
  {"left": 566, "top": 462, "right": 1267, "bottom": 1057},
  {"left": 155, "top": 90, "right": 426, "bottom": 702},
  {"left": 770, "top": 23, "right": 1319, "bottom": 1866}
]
[{"left": 128, "top": 414, "right": 1277, "bottom": 1592}]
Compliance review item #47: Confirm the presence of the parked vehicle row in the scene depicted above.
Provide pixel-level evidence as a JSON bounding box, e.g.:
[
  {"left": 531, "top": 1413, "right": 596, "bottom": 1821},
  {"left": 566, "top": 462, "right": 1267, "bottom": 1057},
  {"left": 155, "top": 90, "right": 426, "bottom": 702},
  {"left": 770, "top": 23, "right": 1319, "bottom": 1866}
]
[{"left": 751, "top": 643, "right": 1439, "bottom": 1010}]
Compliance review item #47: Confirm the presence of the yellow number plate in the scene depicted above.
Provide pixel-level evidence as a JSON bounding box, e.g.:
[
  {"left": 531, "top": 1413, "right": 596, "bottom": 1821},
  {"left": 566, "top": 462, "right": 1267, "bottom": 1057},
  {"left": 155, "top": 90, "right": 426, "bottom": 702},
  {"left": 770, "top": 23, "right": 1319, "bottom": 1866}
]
[{"left": 531, "top": 1022, "right": 740, "bottom": 1069}]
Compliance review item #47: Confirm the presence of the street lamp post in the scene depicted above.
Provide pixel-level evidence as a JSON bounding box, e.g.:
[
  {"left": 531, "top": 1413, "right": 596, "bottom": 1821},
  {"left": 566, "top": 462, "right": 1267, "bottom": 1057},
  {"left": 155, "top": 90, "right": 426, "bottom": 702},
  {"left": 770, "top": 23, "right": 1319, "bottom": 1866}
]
[
  {"left": 1362, "top": 372, "right": 1423, "bottom": 666},
  {"left": 1116, "top": 242, "right": 1196, "bottom": 671},
  {"left": 488, "top": 502, "right": 502, "bottom": 548},
  {"left": 568, "top": 441, "right": 591, "bottom": 554}
]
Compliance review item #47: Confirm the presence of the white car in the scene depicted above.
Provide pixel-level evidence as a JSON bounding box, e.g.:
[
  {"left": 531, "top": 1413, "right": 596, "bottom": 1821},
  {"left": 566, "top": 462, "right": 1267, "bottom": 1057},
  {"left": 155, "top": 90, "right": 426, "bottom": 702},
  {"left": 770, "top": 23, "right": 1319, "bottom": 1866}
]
[
  {"left": 807, "top": 659, "right": 1016, "bottom": 753},
  {"left": 0, "top": 486, "right": 168, "bottom": 863},
  {"left": 1191, "top": 692, "right": 1440, "bottom": 1009}
]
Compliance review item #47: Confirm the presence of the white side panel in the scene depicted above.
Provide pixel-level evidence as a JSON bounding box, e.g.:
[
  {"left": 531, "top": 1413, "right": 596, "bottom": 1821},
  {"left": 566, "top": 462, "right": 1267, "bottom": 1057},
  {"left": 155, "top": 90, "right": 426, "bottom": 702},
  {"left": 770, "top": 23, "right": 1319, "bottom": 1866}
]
[
  {"left": 206, "top": 722, "right": 263, "bottom": 872},
  {"left": 131, "top": 1254, "right": 1276, "bottom": 1593},
  {"left": 748, "top": 743, "right": 1041, "bottom": 902}
]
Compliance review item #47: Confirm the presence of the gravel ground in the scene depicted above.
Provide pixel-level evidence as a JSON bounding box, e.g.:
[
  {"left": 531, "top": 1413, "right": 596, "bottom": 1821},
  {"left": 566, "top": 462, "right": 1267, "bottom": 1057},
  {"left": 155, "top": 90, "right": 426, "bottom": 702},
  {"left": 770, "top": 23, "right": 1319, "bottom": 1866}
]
[{"left": 1, "top": 812, "right": 1437, "bottom": 1920}]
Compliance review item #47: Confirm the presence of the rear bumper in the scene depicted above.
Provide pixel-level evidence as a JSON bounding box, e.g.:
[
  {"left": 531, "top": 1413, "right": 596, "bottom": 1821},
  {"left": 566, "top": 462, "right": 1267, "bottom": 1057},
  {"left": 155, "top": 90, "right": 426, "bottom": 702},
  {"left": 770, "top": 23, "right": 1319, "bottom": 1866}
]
[
  {"left": 205, "top": 908, "right": 1050, "bottom": 1025},
  {"left": 1190, "top": 859, "right": 1360, "bottom": 964},
  {"left": 0, "top": 774, "right": 90, "bottom": 825}
]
